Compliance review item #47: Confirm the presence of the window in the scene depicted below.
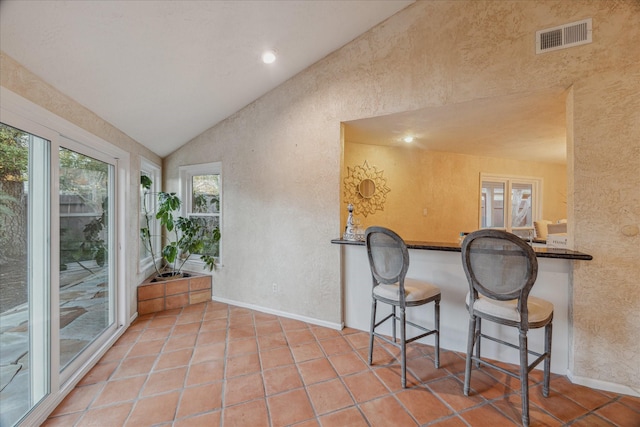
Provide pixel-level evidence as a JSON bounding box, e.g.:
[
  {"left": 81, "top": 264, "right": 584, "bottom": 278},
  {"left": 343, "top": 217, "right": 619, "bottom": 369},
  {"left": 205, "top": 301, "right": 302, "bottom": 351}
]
[
  {"left": 1, "top": 88, "right": 128, "bottom": 427},
  {"left": 180, "top": 162, "right": 221, "bottom": 262},
  {"left": 139, "top": 158, "right": 161, "bottom": 271},
  {"left": 480, "top": 173, "right": 542, "bottom": 238}
]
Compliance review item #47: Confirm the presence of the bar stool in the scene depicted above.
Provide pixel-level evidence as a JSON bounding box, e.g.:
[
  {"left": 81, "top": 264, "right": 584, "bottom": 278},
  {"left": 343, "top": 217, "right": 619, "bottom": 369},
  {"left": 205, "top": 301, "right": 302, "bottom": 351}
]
[
  {"left": 365, "top": 226, "right": 441, "bottom": 388},
  {"left": 461, "top": 229, "right": 553, "bottom": 427}
]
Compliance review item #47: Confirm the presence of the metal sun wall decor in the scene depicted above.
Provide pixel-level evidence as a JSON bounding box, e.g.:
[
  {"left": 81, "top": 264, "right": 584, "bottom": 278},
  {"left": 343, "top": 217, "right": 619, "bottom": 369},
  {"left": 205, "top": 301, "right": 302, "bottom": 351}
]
[{"left": 343, "top": 160, "right": 391, "bottom": 217}]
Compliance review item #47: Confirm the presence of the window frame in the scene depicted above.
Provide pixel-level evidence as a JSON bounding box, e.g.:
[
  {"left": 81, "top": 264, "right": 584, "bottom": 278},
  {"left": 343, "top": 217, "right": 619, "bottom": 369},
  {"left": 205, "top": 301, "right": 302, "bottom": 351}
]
[
  {"left": 139, "top": 157, "right": 161, "bottom": 273},
  {"left": 179, "top": 162, "right": 222, "bottom": 266},
  {"left": 1, "top": 87, "right": 129, "bottom": 426},
  {"left": 479, "top": 173, "right": 543, "bottom": 236}
]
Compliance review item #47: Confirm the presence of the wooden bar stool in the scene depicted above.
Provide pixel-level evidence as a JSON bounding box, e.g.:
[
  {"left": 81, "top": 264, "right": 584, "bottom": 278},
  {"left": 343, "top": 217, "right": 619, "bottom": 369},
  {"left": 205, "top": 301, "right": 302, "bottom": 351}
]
[
  {"left": 461, "top": 229, "right": 553, "bottom": 426},
  {"left": 365, "top": 226, "right": 441, "bottom": 388}
]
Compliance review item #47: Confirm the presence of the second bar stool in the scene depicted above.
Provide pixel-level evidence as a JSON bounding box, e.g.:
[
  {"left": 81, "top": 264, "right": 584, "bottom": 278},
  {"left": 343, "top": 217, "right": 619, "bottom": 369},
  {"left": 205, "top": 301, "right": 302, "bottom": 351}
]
[{"left": 461, "top": 229, "right": 553, "bottom": 427}]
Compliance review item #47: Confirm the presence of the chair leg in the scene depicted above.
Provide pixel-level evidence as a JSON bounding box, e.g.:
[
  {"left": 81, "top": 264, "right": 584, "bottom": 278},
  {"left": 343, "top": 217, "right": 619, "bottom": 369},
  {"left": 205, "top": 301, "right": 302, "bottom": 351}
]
[
  {"left": 474, "top": 317, "right": 482, "bottom": 368},
  {"left": 519, "top": 329, "right": 530, "bottom": 427},
  {"left": 391, "top": 306, "right": 397, "bottom": 343},
  {"left": 368, "top": 299, "right": 377, "bottom": 365},
  {"left": 463, "top": 316, "right": 476, "bottom": 396},
  {"left": 543, "top": 322, "right": 552, "bottom": 397},
  {"left": 400, "top": 306, "right": 407, "bottom": 388},
  {"left": 434, "top": 299, "right": 440, "bottom": 368}
]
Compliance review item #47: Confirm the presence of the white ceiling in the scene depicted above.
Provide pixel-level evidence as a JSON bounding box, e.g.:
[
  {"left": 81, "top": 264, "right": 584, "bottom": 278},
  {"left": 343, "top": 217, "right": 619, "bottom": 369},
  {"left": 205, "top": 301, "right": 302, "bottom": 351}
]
[
  {"left": 345, "top": 89, "right": 568, "bottom": 164},
  {"left": 0, "top": 0, "right": 413, "bottom": 157}
]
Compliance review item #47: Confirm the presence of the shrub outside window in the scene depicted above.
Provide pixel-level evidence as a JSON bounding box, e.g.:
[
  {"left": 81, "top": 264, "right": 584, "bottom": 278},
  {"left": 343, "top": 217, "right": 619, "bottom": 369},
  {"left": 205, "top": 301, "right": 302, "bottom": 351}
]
[{"left": 180, "top": 163, "right": 221, "bottom": 262}]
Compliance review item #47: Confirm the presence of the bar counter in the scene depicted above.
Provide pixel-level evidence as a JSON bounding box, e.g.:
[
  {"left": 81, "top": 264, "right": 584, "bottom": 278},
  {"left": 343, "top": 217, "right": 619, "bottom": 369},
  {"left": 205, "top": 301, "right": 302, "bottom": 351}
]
[
  {"left": 332, "top": 238, "right": 592, "bottom": 375},
  {"left": 331, "top": 238, "right": 593, "bottom": 260}
]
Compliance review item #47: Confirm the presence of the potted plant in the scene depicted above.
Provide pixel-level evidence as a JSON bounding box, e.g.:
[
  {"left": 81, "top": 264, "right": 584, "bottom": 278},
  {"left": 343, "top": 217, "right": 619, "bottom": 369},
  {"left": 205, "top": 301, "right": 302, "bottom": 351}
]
[{"left": 140, "top": 175, "right": 220, "bottom": 281}]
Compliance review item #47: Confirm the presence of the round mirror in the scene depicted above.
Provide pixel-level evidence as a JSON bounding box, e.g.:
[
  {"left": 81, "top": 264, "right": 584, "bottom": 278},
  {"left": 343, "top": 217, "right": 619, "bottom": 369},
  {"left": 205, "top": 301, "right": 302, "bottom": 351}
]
[{"left": 358, "top": 178, "right": 376, "bottom": 199}]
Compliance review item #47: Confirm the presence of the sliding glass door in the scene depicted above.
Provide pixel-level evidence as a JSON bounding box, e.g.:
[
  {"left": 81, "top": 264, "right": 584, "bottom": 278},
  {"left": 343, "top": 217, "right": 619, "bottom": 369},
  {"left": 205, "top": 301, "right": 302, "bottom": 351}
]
[
  {"left": 0, "top": 123, "right": 50, "bottom": 426},
  {"left": 0, "top": 121, "right": 121, "bottom": 426},
  {"left": 58, "top": 145, "right": 116, "bottom": 375}
]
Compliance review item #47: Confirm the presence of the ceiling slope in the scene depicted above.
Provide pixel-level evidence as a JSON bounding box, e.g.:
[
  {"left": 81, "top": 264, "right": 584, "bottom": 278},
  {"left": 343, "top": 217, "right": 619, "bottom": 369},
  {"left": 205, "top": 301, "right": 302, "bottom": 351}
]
[{"left": 0, "top": 0, "right": 413, "bottom": 156}]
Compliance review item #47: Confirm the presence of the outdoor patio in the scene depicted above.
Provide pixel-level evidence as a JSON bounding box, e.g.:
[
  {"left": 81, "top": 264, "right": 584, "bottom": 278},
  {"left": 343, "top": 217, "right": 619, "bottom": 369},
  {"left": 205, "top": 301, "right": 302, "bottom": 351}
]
[{"left": 0, "top": 262, "right": 109, "bottom": 426}]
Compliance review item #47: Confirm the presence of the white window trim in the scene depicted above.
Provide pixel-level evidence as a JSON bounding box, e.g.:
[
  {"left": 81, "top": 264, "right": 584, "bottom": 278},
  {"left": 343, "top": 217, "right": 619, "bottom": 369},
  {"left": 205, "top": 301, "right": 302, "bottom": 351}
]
[
  {"left": 479, "top": 173, "right": 543, "bottom": 233},
  {"left": 139, "top": 157, "right": 161, "bottom": 274},
  {"left": 1, "top": 87, "right": 130, "bottom": 426},
  {"left": 179, "top": 162, "right": 222, "bottom": 268}
]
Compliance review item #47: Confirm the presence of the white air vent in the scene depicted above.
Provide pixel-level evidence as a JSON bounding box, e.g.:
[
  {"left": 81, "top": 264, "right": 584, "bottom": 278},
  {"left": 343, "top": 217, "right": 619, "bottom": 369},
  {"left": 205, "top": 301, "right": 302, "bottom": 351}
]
[{"left": 536, "top": 18, "right": 592, "bottom": 54}]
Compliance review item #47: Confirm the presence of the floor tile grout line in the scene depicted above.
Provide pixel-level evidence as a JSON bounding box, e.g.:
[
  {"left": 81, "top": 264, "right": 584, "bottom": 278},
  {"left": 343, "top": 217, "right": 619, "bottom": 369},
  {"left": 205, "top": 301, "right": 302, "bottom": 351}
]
[
  {"left": 127, "top": 309, "right": 179, "bottom": 427},
  {"left": 251, "top": 310, "right": 272, "bottom": 427},
  {"left": 216, "top": 303, "right": 232, "bottom": 427},
  {"left": 445, "top": 352, "right": 581, "bottom": 425},
  {"left": 78, "top": 311, "right": 155, "bottom": 427},
  {"left": 277, "top": 314, "right": 322, "bottom": 426},
  {"left": 171, "top": 305, "right": 207, "bottom": 424},
  {"left": 43, "top": 302, "right": 640, "bottom": 427},
  {"left": 422, "top": 375, "right": 492, "bottom": 424},
  {"left": 573, "top": 395, "right": 635, "bottom": 427},
  {"left": 309, "top": 329, "right": 368, "bottom": 423}
]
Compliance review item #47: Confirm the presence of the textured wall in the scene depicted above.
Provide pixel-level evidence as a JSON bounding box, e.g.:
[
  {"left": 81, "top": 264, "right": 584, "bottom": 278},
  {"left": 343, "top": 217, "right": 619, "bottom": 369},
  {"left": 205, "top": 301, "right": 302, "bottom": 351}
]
[
  {"left": 343, "top": 142, "right": 567, "bottom": 242},
  {"left": 171, "top": 0, "right": 639, "bottom": 391},
  {"left": 571, "top": 65, "right": 640, "bottom": 390},
  {"left": 0, "top": 51, "right": 163, "bottom": 319},
  {"left": 2, "top": 0, "right": 637, "bottom": 393}
]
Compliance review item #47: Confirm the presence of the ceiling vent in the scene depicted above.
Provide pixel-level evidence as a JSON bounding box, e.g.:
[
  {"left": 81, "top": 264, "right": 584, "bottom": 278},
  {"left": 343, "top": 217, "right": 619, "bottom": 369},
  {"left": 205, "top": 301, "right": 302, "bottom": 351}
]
[{"left": 536, "top": 18, "right": 592, "bottom": 54}]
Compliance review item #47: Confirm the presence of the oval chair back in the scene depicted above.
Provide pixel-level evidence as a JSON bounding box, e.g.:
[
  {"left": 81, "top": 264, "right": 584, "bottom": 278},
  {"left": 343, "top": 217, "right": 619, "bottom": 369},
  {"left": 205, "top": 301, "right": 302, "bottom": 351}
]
[
  {"left": 364, "top": 226, "right": 441, "bottom": 388},
  {"left": 366, "top": 226, "right": 409, "bottom": 292},
  {"left": 461, "top": 228, "right": 553, "bottom": 427},
  {"left": 461, "top": 229, "right": 538, "bottom": 328}
]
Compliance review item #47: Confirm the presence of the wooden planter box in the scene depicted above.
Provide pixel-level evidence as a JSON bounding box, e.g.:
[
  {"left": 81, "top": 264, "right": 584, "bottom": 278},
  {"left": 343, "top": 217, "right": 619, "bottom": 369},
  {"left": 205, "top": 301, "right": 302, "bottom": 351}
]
[{"left": 137, "top": 272, "right": 212, "bottom": 315}]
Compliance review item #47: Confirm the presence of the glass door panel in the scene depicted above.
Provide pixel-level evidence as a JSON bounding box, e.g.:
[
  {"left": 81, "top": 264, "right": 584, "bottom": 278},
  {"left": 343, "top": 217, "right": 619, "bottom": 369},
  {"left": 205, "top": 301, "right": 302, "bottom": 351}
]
[
  {"left": 481, "top": 180, "right": 505, "bottom": 228},
  {"left": 511, "top": 182, "right": 533, "bottom": 234},
  {"left": 0, "top": 123, "right": 50, "bottom": 427},
  {"left": 58, "top": 147, "right": 114, "bottom": 370}
]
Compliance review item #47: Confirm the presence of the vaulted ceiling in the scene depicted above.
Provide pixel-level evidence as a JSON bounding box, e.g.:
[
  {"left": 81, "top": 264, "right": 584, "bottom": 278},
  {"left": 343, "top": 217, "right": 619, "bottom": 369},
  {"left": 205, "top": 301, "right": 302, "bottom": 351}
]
[{"left": 0, "top": 0, "right": 413, "bottom": 157}]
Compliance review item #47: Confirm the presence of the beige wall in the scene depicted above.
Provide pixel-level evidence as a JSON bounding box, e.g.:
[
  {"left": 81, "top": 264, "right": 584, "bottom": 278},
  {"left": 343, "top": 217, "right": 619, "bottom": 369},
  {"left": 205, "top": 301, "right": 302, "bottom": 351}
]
[
  {"left": 2, "top": 0, "right": 636, "bottom": 393},
  {"left": 165, "top": 1, "right": 639, "bottom": 392},
  {"left": 0, "top": 51, "right": 162, "bottom": 319},
  {"left": 342, "top": 141, "right": 567, "bottom": 242}
]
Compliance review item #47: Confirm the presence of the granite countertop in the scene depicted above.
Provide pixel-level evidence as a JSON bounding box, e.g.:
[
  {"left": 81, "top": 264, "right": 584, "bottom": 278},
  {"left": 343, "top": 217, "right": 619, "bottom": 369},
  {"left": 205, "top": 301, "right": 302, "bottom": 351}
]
[{"left": 331, "top": 238, "right": 593, "bottom": 261}]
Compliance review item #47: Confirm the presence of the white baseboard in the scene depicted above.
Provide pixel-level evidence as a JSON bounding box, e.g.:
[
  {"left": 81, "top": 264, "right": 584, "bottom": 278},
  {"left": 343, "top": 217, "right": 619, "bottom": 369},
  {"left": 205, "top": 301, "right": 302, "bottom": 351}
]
[
  {"left": 211, "top": 296, "right": 344, "bottom": 331},
  {"left": 568, "top": 370, "right": 640, "bottom": 397}
]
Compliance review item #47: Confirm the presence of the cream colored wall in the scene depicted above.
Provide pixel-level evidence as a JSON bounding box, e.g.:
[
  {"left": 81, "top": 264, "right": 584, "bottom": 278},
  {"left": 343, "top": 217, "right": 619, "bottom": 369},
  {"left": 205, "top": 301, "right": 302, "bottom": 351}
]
[
  {"left": 1, "top": 0, "right": 632, "bottom": 392},
  {"left": 571, "top": 65, "right": 640, "bottom": 390},
  {"left": 343, "top": 142, "right": 567, "bottom": 242},
  {"left": 0, "top": 51, "right": 163, "bottom": 319},
  {"left": 166, "top": 0, "right": 639, "bottom": 391}
]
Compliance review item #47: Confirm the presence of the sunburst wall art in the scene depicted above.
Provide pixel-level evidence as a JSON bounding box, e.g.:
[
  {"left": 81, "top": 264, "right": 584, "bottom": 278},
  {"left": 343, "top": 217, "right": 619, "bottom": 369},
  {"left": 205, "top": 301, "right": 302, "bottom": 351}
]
[{"left": 343, "top": 160, "right": 391, "bottom": 217}]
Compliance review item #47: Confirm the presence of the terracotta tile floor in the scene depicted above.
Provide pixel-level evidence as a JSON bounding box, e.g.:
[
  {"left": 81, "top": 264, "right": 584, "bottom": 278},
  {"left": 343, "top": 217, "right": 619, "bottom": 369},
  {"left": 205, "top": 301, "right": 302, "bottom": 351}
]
[{"left": 43, "top": 302, "right": 640, "bottom": 426}]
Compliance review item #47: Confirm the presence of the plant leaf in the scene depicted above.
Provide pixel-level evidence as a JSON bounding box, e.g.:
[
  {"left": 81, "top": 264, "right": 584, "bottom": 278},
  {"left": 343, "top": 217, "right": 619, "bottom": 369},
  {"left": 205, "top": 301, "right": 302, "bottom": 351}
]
[{"left": 140, "top": 175, "right": 152, "bottom": 189}]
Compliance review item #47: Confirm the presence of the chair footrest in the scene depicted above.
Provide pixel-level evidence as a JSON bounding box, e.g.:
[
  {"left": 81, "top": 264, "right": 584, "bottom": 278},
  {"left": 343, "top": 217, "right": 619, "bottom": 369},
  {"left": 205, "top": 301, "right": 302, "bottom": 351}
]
[
  {"left": 479, "top": 333, "right": 546, "bottom": 361},
  {"left": 372, "top": 332, "right": 400, "bottom": 349},
  {"left": 372, "top": 328, "right": 437, "bottom": 347},
  {"left": 470, "top": 351, "right": 550, "bottom": 379},
  {"left": 405, "top": 329, "right": 437, "bottom": 344},
  {"left": 470, "top": 357, "right": 519, "bottom": 379}
]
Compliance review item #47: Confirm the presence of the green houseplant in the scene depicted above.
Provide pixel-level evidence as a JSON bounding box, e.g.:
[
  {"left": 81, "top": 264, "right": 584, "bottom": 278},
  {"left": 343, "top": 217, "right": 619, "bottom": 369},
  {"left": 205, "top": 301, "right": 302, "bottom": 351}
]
[{"left": 140, "top": 175, "right": 220, "bottom": 280}]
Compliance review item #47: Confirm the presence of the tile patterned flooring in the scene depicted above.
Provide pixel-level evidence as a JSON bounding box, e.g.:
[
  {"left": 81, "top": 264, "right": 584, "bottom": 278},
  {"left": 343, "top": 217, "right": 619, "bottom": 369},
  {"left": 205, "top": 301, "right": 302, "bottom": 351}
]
[{"left": 43, "top": 301, "right": 640, "bottom": 426}]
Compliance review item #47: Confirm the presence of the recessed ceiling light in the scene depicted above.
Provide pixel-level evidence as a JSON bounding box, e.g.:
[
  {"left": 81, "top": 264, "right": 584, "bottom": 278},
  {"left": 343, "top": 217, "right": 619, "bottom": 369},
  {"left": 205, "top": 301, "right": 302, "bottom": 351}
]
[
  {"left": 403, "top": 136, "right": 414, "bottom": 143},
  {"left": 262, "top": 50, "right": 277, "bottom": 64}
]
